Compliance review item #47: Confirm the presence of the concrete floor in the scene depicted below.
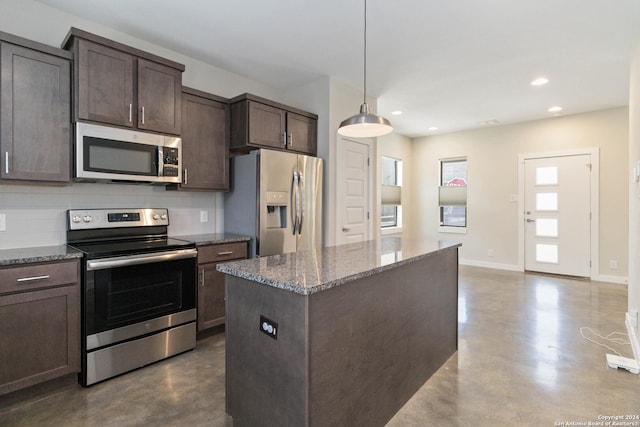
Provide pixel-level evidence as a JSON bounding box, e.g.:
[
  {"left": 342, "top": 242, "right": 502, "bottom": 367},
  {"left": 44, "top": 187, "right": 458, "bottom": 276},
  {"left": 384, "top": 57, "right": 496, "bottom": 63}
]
[{"left": 1, "top": 266, "right": 638, "bottom": 426}]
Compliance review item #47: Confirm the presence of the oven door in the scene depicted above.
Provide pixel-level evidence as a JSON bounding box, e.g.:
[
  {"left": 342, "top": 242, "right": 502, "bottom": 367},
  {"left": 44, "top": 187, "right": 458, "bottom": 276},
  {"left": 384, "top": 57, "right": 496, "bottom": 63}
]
[{"left": 84, "top": 248, "right": 197, "bottom": 350}]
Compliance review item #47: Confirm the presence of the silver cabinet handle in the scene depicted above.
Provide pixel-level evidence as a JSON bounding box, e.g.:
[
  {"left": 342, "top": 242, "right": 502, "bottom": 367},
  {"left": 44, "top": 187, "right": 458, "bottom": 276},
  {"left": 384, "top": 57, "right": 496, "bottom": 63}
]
[
  {"left": 184, "top": 169, "right": 188, "bottom": 185},
  {"left": 287, "top": 132, "right": 292, "bottom": 148},
  {"left": 342, "top": 227, "right": 350, "bottom": 232},
  {"left": 4, "top": 152, "right": 8, "bottom": 174},
  {"left": 129, "top": 103, "right": 132, "bottom": 123},
  {"left": 201, "top": 268, "right": 205, "bottom": 287},
  {"left": 217, "top": 251, "right": 234, "bottom": 256},
  {"left": 526, "top": 218, "right": 536, "bottom": 223},
  {"left": 283, "top": 131, "right": 287, "bottom": 147},
  {"left": 17, "top": 275, "right": 50, "bottom": 283},
  {"left": 141, "top": 106, "right": 145, "bottom": 124}
]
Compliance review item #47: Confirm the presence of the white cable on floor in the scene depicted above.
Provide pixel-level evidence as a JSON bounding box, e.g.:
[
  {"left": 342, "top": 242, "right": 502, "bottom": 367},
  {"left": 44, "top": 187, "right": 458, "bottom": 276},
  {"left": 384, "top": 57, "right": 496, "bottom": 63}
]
[{"left": 579, "top": 327, "right": 631, "bottom": 357}]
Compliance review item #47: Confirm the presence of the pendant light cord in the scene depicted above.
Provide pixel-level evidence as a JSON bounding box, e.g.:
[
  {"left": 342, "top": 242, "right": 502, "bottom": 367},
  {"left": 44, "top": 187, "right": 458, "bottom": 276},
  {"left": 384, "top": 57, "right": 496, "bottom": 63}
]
[{"left": 363, "top": 0, "right": 367, "bottom": 105}]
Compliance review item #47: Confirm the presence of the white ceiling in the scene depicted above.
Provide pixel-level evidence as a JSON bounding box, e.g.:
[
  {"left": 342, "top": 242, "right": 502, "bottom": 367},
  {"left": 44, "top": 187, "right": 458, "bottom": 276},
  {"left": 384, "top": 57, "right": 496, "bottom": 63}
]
[{"left": 37, "top": 0, "right": 640, "bottom": 137}]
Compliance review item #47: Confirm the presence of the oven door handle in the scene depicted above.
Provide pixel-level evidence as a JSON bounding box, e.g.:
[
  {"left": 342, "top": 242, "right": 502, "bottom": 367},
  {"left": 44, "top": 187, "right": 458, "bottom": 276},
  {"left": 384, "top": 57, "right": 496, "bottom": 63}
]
[{"left": 86, "top": 248, "right": 198, "bottom": 271}]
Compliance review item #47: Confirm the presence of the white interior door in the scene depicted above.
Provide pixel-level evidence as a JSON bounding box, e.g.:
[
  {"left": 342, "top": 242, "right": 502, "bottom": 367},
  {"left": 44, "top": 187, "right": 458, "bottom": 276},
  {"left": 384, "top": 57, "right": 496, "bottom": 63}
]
[
  {"left": 524, "top": 154, "right": 591, "bottom": 277},
  {"left": 336, "top": 137, "right": 371, "bottom": 245}
]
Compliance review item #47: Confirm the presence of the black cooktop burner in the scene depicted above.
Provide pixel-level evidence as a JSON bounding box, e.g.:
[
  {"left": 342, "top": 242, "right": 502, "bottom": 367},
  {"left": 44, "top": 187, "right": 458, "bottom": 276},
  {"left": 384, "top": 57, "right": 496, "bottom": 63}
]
[{"left": 68, "top": 237, "right": 194, "bottom": 259}]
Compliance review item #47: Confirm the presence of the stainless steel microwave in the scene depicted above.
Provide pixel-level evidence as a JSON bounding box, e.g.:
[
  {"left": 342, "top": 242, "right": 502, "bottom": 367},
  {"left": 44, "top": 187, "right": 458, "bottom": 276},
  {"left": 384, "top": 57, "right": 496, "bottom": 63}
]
[{"left": 74, "top": 122, "right": 182, "bottom": 184}]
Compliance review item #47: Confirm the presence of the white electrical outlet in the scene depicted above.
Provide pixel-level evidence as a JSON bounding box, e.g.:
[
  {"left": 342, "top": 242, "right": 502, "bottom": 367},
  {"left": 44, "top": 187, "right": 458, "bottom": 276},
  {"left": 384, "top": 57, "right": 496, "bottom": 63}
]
[
  {"left": 200, "top": 211, "right": 208, "bottom": 223},
  {"left": 609, "top": 260, "right": 618, "bottom": 270},
  {"left": 488, "top": 249, "right": 494, "bottom": 257},
  {"left": 0, "top": 213, "right": 6, "bottom": 232}
]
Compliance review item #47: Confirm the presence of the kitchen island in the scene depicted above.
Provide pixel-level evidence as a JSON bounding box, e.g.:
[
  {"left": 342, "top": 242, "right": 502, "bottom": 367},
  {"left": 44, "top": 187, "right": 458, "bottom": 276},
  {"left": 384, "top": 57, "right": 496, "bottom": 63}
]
[{"left": 217, "top": 237, "right": 460, "bottom": 427}]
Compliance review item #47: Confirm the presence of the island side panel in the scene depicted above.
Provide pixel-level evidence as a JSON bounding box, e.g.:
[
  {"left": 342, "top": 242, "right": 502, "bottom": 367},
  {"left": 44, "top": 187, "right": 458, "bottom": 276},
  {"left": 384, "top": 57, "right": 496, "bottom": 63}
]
[
  {"left": 225, "top": 276, "right": 309, "bottom": 427},
  {"left": 308, "top": 247, "right": 459, "bottom": 427}
]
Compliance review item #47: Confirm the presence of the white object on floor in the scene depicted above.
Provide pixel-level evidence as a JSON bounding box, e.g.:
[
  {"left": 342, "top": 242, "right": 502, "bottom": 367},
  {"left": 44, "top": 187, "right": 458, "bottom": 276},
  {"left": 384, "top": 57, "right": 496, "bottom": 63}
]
[{"left": 606, "top": 354, "right": 640, "bottom": 374}]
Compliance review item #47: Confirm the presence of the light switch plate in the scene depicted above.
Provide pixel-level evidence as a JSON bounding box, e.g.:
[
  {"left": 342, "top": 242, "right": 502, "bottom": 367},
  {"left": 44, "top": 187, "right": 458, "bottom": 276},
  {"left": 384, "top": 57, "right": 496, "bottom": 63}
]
[
  {"left": 0, "top": 213, "right": 6, "bottom": 232},
  {"left": 200, "top": 211, "right": 208, "bottom": 223}
]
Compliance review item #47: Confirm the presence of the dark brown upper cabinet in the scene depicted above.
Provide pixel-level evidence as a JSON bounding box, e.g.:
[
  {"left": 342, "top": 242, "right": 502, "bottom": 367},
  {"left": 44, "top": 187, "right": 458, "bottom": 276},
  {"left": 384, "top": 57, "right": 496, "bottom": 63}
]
[
  {"left": 0, "top": 32, "right": 72, "bottom": 184},
  {"left": 230, "top": 93, "right": 317, "bottom": 156},
  {"left": 167, "top": 87, "right": 230, "bottom": 191},
  {"left": 64, "top": 28, "right": 183, "bottom": 135}
]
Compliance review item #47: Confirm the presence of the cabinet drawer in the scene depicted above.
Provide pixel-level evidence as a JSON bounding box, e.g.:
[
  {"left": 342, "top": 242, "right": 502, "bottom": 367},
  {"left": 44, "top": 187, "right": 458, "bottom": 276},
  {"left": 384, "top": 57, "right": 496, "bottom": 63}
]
[
  {"left": 198, "top": 242, "right": 247, "bottom": 264},
  {"left": 0, "top": 261, "right": 79, "bottom": 295}
]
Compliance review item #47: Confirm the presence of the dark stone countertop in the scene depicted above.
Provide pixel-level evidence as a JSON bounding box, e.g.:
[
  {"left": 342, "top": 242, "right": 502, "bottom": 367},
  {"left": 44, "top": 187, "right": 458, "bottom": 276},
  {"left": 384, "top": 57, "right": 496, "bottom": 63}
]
[
  {"left": 217, "top": 236, "right": 461, "bottom": 295},
  {"left": 0, "top": 245, "right": 83, "bottom": 267}
]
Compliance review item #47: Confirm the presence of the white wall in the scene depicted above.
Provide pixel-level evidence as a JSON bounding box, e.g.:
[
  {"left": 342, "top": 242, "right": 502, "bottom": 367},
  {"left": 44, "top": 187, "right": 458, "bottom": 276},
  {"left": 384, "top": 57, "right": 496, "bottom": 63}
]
[
  {"left": 628, "top": 41, "right": 640, "bottom": 348},
  {"left": 411, "top": 108, "right": 629, "bottom": 280},
  {"left": 0, "top": 0, "right": 286, "bottom": 249}
]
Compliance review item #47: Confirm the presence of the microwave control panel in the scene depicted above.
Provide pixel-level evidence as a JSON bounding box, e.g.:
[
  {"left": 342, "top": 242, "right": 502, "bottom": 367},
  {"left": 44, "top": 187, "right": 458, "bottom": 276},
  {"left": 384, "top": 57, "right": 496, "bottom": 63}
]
[{"left": 162, "top": 147, "right": 180, "bottom": 177}]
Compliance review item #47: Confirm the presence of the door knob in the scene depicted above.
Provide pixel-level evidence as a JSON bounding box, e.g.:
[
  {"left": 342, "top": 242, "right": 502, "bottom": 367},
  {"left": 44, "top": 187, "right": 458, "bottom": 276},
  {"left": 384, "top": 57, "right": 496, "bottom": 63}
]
[
  {"left": 526, "top": 218, "right": 536, "bottom": 223},
  {"left": 342, "top": 227, "right": 351, "bottom": 232}
]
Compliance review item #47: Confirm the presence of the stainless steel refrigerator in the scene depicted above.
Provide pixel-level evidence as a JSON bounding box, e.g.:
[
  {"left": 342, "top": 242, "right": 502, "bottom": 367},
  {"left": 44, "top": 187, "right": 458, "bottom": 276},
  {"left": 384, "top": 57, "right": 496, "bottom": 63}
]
[{"left": 224, "top": 149, "right": 323, "bottom": 257}]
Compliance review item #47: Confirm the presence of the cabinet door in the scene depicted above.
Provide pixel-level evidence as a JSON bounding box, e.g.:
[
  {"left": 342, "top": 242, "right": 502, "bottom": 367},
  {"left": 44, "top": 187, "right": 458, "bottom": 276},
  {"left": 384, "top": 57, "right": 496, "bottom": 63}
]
[
  {"left": 76, "top": 39, "right": 134, "bottom": 128},
  {"left": 197, "top": 242, "right": 247, "bottom": 331},
  {"left": 0, "top": 43, "right": 71, "bottom": 182},
  {"left": 248, "top": 101, "right": 286, "bottom": 149},
  {"left": 287, "top": 112, "right": 317, "bottom": 155},
  {"left": 0, "top": 285, "right": 80, "bottom": 396},
  {"left": 181, "top": 93, "right": 229, "bottom": 190},
  {"left": 197, "top": 262, "right": 226, "bottom": 331},
  {"left": 138, "top": 59, "right": 182, "bottom": 135}
]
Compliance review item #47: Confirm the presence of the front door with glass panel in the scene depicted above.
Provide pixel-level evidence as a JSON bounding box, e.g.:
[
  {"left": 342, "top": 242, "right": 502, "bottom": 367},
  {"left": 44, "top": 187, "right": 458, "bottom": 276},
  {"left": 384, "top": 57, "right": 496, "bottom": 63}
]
[{"left": 524, "top": 155, "right": 591, "bottom": 277}]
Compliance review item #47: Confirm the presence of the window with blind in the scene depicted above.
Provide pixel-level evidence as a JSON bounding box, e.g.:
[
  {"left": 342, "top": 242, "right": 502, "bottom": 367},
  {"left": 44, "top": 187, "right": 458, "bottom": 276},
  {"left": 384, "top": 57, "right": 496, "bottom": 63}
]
[
  {"left": 381, "top": 156, "right": 402, "bottom": 229},
  {"left": 439, "top": 158, "right": 467, "bottom": 228}
]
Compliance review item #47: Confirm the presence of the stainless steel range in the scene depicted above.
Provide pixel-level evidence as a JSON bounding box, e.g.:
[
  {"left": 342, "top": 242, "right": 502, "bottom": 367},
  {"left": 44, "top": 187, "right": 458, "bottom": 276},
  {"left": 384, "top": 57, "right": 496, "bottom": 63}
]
[{"left": 67, "top": 208, "right": 197, "bottom": 386}]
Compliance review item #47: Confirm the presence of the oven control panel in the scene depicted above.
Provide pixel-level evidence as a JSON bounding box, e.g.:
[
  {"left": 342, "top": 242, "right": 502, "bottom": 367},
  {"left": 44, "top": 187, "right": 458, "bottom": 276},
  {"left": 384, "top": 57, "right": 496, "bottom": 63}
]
[{"left": 68, "top": 208, "right": 170, "bottom": 230}]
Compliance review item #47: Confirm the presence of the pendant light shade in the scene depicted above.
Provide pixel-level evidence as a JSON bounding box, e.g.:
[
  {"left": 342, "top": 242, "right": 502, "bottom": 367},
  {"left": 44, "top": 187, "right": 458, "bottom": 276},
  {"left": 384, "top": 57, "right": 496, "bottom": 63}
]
[
  {"left": 338, "top": 0, "right": 392, "bottom": 138},
  {"left": 338, "top": 103, "right": 393, "bottom": 138}
]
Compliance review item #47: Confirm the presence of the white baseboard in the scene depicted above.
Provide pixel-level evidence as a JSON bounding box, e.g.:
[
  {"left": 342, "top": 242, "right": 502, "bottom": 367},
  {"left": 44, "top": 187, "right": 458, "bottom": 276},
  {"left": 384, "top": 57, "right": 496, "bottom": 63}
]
[
  {"left": 592, "top": 274, "right": 628, "bottom": 285},
  {"left": 626, "top": 313, "right": 640, "bottom": 362},
  {"left": 459, "top": 259, "right": 628, "bottom": 284},
  {"left": 459, "top": 259, "right": 521, "bottom": 272}
]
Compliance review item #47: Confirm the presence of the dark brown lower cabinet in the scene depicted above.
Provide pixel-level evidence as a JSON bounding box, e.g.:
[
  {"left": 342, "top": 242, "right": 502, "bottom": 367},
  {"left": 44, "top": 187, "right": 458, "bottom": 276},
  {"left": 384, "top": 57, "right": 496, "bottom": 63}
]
[
  {"left": 0, "top": 260, "right": 80, "bottom": 396},
  {"left": 197, "top": 242, "right": 247, "bottom": 332}
]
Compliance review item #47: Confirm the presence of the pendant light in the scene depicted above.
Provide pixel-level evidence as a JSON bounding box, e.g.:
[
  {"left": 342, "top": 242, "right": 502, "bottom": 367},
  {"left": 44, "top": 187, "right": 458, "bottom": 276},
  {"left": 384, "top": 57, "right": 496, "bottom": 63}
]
[{"left": 338, "top": 0, "right": 393, "bottom": 138}]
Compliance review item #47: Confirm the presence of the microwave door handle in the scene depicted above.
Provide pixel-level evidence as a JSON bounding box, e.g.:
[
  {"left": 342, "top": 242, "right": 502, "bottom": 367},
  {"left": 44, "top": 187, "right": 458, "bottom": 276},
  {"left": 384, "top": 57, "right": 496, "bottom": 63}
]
[{"left": 158, "top": 147, "right": 163, "bottom": 177}]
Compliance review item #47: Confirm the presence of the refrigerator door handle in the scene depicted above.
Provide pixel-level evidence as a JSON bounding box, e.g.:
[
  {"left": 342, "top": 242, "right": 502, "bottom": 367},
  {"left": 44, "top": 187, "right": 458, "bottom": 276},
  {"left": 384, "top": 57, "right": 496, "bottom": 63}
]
[
  {"left": 291, "top": 170, "right": 299, "bottom": 235},
  {"left": 298, "top": 172, "right": 304, "bottom": 235}
]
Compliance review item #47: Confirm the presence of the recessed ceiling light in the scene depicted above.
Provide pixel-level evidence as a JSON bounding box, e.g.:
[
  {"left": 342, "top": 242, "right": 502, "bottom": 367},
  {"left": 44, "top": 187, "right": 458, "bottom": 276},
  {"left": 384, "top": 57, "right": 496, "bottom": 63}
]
[
  {"left": 391, "top": 110, "right": 403, "bottom": 116},
  {"left": 531, "top": 77, "right": 549, "bottom": 86},
  {"left": 428, "top": 126, "right": 438, "bottom": 131},
  {"left": 548, "top": 106, "right": 562, "bottom": 113}
]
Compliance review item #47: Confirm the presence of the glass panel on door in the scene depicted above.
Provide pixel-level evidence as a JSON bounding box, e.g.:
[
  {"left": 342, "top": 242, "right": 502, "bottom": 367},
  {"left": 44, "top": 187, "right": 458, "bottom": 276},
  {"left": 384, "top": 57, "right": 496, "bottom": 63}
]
[
  {"left": 536, "top": 243, "right": 559, "bottom": 264},
  {"left": 536, "top": 192, "right": 558, "bottom": 211},
  {"left": 536, "top": 166, "right": 558, "bottom": 185},
  {"left": 536, "top": 218, "right": 559, "bottom": 237}
]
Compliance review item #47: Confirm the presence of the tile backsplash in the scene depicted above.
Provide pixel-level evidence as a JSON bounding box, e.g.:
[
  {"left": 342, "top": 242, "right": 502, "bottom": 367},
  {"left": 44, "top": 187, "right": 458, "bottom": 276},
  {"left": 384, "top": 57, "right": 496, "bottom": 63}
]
[{"left": 0, "top": 183, "right": 223, "bottom": 249}]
